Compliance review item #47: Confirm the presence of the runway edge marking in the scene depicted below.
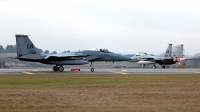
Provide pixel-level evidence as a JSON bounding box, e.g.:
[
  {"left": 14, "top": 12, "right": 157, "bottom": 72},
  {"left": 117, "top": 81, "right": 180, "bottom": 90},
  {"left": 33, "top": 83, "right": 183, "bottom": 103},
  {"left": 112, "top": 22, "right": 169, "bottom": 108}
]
[
  {"left": 193, "top": 72, "right": 200, "bottom": 74},
  {"left": 23, "top": 72, "right": 35, "bottom": 75},
  {"left": 111, "top": 71, "right": 130, "bottom": 75}
]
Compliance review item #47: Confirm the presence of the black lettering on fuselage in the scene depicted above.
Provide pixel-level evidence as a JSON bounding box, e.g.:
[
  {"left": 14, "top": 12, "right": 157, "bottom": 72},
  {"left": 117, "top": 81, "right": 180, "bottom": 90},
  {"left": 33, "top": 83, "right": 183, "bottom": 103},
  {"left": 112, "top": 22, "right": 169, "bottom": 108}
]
[
  {"left": 29, "top": 51, "right": 36, "bottom": 54},
  {"left": 27, "top": 44, "right": 34, "bottom": 49}
]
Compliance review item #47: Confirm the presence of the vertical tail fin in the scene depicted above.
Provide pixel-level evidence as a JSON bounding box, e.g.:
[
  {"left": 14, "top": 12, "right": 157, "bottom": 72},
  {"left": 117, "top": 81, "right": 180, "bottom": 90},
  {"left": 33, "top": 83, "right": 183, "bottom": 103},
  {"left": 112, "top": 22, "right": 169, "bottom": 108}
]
[
  {"left": 173, "top": 44, "right": 184, "bottom": 58},
  {"left": 164, "top": 44, "right": 172, "bottom": 58},
  {"left": 16, "top": 34, "right": 41, "bottom": 58}
]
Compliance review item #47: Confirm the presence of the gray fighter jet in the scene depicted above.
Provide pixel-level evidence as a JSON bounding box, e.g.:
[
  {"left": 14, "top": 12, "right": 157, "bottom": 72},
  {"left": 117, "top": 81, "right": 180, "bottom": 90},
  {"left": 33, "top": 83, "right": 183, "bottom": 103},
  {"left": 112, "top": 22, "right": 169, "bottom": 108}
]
[
  {"left": 129, "top": 44, "right": 184, "bottom": 68},
  {"left": 14, "top": 34, "right": 131, "bottom": 72}
]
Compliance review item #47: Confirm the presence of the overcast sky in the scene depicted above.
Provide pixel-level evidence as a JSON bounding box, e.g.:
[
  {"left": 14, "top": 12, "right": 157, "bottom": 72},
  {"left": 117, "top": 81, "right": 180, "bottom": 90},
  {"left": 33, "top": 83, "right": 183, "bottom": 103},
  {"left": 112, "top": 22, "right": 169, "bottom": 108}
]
[{"left": 0, "top": 0, "right": 200, "bottom": 55}]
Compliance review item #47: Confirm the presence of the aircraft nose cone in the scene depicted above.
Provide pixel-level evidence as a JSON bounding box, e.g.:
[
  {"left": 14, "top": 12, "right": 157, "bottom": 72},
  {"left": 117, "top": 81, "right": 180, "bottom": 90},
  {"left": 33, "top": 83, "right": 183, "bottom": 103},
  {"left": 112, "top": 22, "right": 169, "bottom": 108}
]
[{"left": 128, "top": 56, "right": 139, "bottom": 62}]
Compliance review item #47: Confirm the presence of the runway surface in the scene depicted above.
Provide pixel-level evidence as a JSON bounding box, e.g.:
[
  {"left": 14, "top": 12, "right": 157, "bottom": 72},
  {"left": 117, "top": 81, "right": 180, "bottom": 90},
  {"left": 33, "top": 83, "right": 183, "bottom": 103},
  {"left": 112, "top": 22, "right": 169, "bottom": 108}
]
[{"left": 1, "top": 68, "right": 200, "bottom": 75}]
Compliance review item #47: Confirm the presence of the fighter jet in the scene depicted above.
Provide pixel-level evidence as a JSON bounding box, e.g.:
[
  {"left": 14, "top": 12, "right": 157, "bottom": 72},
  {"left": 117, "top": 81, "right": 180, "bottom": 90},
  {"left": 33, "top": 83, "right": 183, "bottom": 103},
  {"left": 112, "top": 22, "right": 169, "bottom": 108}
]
[
  {"left": 128, "top": 44, "right": 184, "bottom": 68},
  {"left": 14, "top": 34, "right": 131, "bottom": 72}
]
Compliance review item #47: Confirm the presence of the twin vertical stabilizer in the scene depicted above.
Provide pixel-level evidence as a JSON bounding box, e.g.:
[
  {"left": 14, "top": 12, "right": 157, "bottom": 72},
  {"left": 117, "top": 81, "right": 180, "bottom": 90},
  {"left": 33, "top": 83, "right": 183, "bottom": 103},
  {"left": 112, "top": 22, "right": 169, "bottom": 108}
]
[
  {"left": 164, "top": 44, "right": 172, "bottom": 58},
  {"left": 164, "top": 44, "right": 184, "bottom": 58},
  {"left": 174, "top": 44, "right": 184, "bottom": 58}
]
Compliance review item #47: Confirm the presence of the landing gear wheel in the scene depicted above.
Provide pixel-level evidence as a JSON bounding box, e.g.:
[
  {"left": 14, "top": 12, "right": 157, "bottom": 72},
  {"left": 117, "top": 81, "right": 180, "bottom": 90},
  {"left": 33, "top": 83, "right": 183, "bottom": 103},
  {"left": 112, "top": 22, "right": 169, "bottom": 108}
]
[
  {"left": 162, "top": 65, "right": 165, "bottom": 69},
  {"left": 58, "top": 66, "right": 64, "bottom": 72},
  {"left": 91, "top": 68, "right": 94, "bottom": 72},
  {"left": 142, "top": 64, "right": 145, "bottom": 68},
  {"left": 153, "top": 65, "right": 156, "bottom": 69},
  {"left": 53, "top": 66, "right": 58, "bottom": 72}
]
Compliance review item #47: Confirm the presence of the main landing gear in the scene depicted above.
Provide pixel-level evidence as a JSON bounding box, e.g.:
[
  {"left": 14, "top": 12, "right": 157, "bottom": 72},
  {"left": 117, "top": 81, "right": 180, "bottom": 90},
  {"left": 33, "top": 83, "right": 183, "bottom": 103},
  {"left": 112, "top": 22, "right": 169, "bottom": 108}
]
[
  {"left": 90, "top": 62, "right": 94, "bottom": 72},
  {"left": 153, "top": 65, "right": 165, "bottom": 69},
  {"left": 153, "top": 65, "right": 156, "bottom": 69},
  {"left": 142, "top": 64, "right": 164, "bottom": 69},
  {"left": 53, "top": 65, "right": 64, "bottom": 72}
]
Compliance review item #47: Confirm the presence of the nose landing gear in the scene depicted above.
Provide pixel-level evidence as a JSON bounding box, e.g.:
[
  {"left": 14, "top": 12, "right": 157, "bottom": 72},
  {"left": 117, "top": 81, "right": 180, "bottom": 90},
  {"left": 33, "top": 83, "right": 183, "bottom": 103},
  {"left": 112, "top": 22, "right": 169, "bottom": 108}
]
[
  {"left": 142, "top": 64, "right": 145, "bottom": 68},
  {"left": 91, "top": 68, "right": 94, "bottom": 72},
  {"left": 90, "top": 62, "right": 94, "bottom": 72}
]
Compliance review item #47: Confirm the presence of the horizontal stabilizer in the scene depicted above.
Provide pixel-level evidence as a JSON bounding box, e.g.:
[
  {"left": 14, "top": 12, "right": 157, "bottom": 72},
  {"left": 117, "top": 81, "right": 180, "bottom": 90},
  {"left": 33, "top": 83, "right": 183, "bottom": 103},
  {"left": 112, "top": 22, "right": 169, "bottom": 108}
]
[{"left": 6, "top": 56, "right": 18, "bottom": 59}]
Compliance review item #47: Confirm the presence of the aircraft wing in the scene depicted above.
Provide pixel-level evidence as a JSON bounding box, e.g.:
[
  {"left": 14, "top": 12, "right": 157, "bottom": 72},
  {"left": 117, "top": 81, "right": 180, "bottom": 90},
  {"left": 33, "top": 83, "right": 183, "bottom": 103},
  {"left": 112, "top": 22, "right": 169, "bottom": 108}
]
[
  {"left": 130, "top": 55, "right": 162, "bottom": 62},
  {"left": 44, "top": 52, "right": 89, "bottom": 59},
  {"left": 141, "top": 55, "right": 162, "bottom": 60},
  {"left": 138, "top": 57, "right": 155, "bottom": 64},
  {"left": 138, "top": 60, "right": 156, "bottom": 64},
  {"left": 137, "top": 56, "right": 162, "bottom": 64}
]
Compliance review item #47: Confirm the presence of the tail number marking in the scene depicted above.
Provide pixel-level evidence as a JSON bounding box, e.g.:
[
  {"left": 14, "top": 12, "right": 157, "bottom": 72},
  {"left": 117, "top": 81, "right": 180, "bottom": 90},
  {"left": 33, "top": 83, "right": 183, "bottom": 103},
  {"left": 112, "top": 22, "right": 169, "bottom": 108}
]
[{"left": 29, "top": 51, "right": 36, "bottom": 54}]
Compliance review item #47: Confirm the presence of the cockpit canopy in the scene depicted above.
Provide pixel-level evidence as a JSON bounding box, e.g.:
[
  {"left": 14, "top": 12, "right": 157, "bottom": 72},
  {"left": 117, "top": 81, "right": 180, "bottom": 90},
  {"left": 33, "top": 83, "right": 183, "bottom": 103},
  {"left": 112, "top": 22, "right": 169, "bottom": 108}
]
[
  {"left": 135, "top": 52, "right": 155, "bottom": 56},
  {"left": 135, "top": 52, "right": 148, "bottom": 56},
  {"left": 88, "top": 48, "right": 111, "bottom": 53}
]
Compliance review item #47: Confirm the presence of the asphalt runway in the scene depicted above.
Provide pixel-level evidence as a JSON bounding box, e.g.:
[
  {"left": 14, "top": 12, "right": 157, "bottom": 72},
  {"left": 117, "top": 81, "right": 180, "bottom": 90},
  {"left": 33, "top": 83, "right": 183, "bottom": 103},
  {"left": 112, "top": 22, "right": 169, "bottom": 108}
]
[{"left": 1, "top": 68, "right": 200, "bottom": 75}]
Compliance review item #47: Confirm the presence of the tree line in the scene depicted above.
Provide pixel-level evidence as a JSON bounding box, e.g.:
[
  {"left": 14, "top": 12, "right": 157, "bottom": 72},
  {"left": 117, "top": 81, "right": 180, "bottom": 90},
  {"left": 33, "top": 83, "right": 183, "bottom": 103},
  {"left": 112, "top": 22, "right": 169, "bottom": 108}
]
[
  {"left": 0, "top": 45, "right": 57, "bottom": 54},
  {"left": 0, "top": 45, "right": 16, "bottom": 53}
]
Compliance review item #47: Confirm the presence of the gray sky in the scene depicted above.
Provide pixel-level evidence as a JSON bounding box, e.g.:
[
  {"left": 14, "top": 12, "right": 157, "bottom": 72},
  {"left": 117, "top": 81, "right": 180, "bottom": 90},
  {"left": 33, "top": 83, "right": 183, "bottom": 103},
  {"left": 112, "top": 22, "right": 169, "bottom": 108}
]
[{"left": 0, "top": 0, "right": 200, "bottom": 55}]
